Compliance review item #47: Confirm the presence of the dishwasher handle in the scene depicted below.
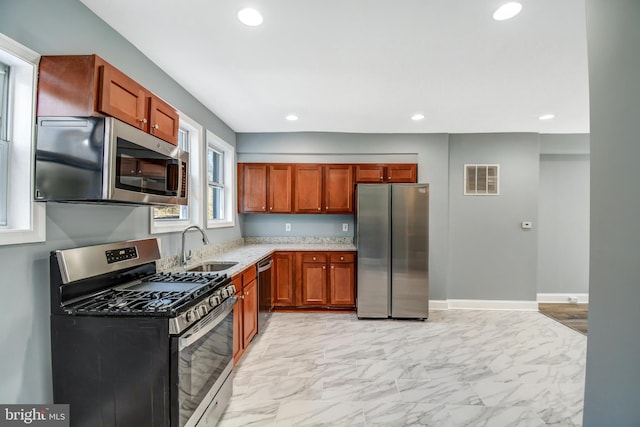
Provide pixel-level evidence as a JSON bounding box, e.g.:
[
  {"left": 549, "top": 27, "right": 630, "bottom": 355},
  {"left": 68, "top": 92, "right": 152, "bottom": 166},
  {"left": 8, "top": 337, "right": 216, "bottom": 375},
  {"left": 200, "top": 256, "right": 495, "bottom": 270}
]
[{"left": 257, "top": 258, "right": 272, "bottom": 273}]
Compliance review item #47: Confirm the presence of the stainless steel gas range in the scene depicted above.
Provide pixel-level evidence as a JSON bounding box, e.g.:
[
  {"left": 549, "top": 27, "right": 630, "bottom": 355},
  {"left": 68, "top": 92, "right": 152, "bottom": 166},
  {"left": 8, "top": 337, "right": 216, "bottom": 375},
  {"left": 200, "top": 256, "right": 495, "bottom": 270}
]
[{"left": 49, "top": 238, "right": 236, "bottom": 427}]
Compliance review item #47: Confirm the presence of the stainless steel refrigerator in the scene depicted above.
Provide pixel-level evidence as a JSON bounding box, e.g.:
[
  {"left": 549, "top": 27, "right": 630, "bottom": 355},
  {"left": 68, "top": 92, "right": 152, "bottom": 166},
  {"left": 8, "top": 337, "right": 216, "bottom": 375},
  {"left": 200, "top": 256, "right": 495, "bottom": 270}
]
[{"left": 356, "top": 184, "right": 429, "bottom": 319}]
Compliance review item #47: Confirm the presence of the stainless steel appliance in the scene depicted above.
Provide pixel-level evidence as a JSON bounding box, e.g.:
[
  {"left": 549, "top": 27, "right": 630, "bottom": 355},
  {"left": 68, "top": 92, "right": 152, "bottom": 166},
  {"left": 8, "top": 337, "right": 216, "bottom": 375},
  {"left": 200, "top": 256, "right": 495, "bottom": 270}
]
[
  {"left": 355, "top": 184, "right": 429, "bottom": 319},
  {"left": 49, "top": 238, "right": 236, "bottom": 427},
  {"left": 35, "top": 116, "right": 189, "bottom": 206},
  {"left": 257, "top": 255, "right": 273, "bottom": 332}
]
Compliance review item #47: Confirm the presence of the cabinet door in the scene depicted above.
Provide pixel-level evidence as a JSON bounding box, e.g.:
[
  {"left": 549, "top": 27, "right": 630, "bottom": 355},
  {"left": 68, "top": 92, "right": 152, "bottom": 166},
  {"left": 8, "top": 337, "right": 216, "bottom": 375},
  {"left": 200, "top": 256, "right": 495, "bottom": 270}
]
[
  {"left": 329, "top": 254, "right": 356, "bottom": 306},
  {"left": 300, "top": 254, "right": 327, "bottom": 306},
  {"left": 294, "top": 165, "right": 323, "bottom": 213},
  {"left": 269, "top": 164, "right": 293, "bottom": 213},
  {"left": 355, "top": 165, "right": 385, "bottom": 183},
  {"left": 240, "top": 164, "right": 268, "bottom": 213},
  {"left": 148, "top": 96, "right": 179, "bottom": 145},
  {"left": 386, "top": 164, "right": 417, "bottom": 183},
  {"left": 98, "top": 64, "right": 147, "bottom": 130},
  {"left": 232, "top": 276, "right": 243, "bottom": 365},
  {"left": 273, "top": 252, "right": 295, "bottom": 307},
  {"left": 324, "top": 164, "right": 353, "bottom": 213},
  {"left": 242, "top": 279, "right": 258, "bottom": 346}
]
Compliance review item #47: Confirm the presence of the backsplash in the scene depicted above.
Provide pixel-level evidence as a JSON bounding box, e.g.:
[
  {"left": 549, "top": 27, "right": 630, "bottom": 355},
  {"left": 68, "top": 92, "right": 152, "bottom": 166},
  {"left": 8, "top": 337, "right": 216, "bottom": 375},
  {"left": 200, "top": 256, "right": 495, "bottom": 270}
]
[
  {"left": 244, "top": 236, "right": 354, "bottom": 244},
  {"left": 157, "top": 238, "right": 245, "bottom": 271}
]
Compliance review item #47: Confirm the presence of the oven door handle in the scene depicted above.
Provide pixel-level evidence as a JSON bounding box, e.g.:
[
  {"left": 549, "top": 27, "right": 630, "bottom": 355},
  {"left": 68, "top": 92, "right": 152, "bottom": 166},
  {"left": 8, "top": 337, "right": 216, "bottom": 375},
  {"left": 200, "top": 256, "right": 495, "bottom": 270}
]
[{"left": 179, "top": 296, "right": 237, "bottom": 351}]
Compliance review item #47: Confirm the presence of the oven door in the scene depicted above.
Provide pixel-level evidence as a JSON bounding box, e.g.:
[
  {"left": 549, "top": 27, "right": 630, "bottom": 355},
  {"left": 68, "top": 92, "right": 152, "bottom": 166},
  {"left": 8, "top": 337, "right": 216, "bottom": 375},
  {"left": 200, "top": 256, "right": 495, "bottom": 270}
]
[{"left": 172, "top": 296, "right": 236, "bottom": 427}]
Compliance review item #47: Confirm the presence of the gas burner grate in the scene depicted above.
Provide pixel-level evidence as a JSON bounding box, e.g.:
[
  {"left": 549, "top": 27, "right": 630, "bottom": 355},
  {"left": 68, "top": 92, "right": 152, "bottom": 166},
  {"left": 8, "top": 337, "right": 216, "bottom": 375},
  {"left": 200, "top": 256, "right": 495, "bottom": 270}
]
[
  {"left": 146, "top": 271, "right": 222, "bottom": 284},
  {"left": 69, "top": 289, "right": 192, "bottom": 315}
]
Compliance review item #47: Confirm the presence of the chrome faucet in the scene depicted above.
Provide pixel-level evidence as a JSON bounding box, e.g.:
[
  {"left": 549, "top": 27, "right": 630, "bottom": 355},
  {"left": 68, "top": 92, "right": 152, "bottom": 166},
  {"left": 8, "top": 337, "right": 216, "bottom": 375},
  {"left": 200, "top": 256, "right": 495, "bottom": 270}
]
[{"left": 181, "top": 225, "right": 210, "bottom": 267}]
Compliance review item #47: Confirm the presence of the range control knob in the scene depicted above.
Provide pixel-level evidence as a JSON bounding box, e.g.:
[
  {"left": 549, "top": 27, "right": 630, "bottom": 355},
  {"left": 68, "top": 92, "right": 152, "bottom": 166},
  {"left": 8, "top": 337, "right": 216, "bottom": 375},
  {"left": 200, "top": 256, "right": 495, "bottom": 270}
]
[
  {"left": 198, "top": 305, "right": 208, "bottom": 317},
  {"left": 227, "top": 284, "right": 236, "bottom": 294},
  {"left": 185, "top": 310, "right": 195, "bottom": 323},
  {"left": 208, "top": 295, "right": 221, "bottom": 307}
]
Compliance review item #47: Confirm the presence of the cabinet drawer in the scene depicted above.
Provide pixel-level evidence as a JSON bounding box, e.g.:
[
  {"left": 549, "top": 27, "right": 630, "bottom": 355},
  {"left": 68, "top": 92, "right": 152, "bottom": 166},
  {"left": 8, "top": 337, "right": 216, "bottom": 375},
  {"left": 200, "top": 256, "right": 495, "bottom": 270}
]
[
  {"left": 301, "top": 253, "right": 327, "bottom": 263},
  {"left": 330, "top": 252, "right": 355, "bottom": 263},
  {"left": 242, "top": 266, "right": 257, "bottom": 285}
]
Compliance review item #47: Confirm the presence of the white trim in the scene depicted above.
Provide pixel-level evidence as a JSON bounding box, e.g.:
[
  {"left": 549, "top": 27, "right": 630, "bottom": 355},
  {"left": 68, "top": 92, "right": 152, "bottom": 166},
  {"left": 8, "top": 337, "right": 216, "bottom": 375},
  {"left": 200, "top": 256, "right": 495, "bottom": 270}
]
[
  {"left": 0, "top": 32, "right": 45, "bottom": 246},
  {"left": 428, "top": 300, "right": 449, "bottom": 310},
  {"left": 446, "top": 299, "right": 538, "bottom": 311},
  {"left": 206, "top": 130, "right": 235, "bottom": 229},
  {"left": 537, "top": 293, "right": 589, "bottom": 304},
  {"left": 150, "top": 112, "right": 203, "bottom": 234}
]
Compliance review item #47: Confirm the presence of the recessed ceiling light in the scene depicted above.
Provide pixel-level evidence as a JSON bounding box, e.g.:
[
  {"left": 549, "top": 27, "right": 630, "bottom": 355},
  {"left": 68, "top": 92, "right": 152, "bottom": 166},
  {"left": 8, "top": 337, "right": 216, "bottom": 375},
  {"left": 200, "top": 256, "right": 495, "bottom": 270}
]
[
  {"left": 493, "top": 2, "right": 522, "bottom": 21},
  {"left": 237, "top": 8, "right": 263, "bottom": 26},
  {"left": 539, "top": 114, "right": 555, "bottom": 120},
  {"left": 285, "top": 114, "right": 298, "bottom": 121},
  {"left": 411, "top": 114, "right": 425, "bottom": 121}
]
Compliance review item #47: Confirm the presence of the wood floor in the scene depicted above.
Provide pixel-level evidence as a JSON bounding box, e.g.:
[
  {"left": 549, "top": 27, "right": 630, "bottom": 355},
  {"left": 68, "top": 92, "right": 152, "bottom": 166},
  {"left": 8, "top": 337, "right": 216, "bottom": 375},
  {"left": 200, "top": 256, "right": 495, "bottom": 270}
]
[{"left": 538, "top": 303, "right": 588, "bottom": 335}]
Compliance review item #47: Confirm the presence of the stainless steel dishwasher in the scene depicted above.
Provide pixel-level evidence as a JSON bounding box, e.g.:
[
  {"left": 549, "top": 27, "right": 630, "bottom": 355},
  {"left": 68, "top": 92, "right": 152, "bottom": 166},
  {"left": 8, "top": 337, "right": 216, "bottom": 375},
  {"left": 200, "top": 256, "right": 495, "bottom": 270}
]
[{"left": 257, "top": 256, "right": 273, "bottom": 333}]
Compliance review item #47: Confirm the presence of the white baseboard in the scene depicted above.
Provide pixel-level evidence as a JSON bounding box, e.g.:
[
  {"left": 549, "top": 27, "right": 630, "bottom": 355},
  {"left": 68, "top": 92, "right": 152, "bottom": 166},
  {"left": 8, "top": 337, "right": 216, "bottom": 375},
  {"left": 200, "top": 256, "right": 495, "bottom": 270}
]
[
  {"left": 446, "top": 299, "right": 538, "bottom": 311},
  {"left": 429, "top": 300, "right": 449, "bottom": 310},
  {"left": 537, "top": 293, "right": 589, "bottom": 304}
]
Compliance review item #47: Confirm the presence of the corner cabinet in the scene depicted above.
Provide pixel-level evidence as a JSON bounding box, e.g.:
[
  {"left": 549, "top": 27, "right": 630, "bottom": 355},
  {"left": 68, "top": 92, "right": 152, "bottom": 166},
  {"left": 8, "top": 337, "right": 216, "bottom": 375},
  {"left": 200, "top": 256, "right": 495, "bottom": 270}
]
[
  {"left": 237, "top": 164, "right": 293, "bottom": 213},
  {"left": 37, "top": 54, "right": 179, "bottom": 145}
]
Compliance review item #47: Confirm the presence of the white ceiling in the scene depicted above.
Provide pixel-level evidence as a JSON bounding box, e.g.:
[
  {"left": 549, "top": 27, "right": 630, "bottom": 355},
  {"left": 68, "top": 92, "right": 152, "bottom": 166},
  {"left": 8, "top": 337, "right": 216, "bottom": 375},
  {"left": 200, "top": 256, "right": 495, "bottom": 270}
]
[{"left": 79, "top": 0, "right": 589, "bottom": 134}]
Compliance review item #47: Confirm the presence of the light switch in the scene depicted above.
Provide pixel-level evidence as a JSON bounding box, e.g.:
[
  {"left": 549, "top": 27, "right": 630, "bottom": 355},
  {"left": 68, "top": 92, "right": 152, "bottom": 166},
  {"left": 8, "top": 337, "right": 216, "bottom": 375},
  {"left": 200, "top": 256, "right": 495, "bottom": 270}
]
[{"left": 521, "top": 221, "right": 532, "bottom": 229}]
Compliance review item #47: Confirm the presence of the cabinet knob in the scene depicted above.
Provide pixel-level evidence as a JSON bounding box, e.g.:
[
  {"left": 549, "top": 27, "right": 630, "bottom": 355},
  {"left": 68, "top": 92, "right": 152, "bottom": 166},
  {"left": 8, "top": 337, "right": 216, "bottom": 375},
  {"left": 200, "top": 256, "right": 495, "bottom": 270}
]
[
  {"left": 312, "top": 257, "right": 316, "bottom": 261},
  {"left": 270, "top": 207, "right": 273, "bottom": 210},
  {"left": 322, "top": 266, "right": 326, "bottom": 270},
  {"left": 241, "top": 295, "right": 245, "bottom": 299},
  {"left": 152, "top": 124, "right": 159, "bottom": 129},
  {"left": 340, "top": 256, "right": 344, "bottom": 260},
  {"left": 331, "top": 266, "right": 334, "bottom": 269},
  {"left": 262, "top": 206, "right": 265, "bottom": 210},
  {"left": 388, "top": 176, "right": 391, "bottom": 179},
  {"left": 318, "top": 207, "right": 321, "bottom": 211},
  {"left": 139, "top": 118, "right": 147, "bottom": 124},
  {"left": 380, "top": 176, "right": 383, "bottom": 180}
]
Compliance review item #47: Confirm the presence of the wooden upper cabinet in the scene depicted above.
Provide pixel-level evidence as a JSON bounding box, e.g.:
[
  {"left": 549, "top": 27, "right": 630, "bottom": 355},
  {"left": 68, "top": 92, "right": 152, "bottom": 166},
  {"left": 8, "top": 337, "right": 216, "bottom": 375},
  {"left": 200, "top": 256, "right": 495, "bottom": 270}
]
[
  {"left": 269, "top": 164, "right": 293, "bottom": 213},
  {"left": 98, "top": 63, "right": 147, "bottom": 130},
  {"left": 294, "top": 164, "right": 323, "bottom": 213},
  {"left": 354, "top": 164, "right": 417, "bottom": 183},
  {"left": 37, "top": 54, "right": 179, "bottom": 145},
  {"left": 386, "top": 164, "right": 417, "bottom": 183},
  {"left": 324, "top": 164, "right": 353, "bottom": 213},
  {"left": 148, "top": 96, "right": 179, "bottom": 145},
  {"left": 355, "top": 164, "right": 385, "bottom": 183},
  {"left": 239, "top": 164, "right": 268, "bottom": 213}
]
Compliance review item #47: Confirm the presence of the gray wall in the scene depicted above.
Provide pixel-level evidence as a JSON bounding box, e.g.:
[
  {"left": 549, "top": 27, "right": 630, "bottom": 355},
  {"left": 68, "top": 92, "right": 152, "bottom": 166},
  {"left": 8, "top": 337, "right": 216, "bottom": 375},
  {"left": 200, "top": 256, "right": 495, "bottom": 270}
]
[
  {"left": 583, "top": 1, "right": 640, "bottom": 425},
  {"left": 237, "top": 132, "right": 451, "bottom": 301},
  {"left": 537, "top": 153, "right": 590, "bottom": 294},
  {"left": 447, "top": 134, "right": 540, "bottom": 301},
  {"left": 0, "top": 0, "right": 239, "bottom": 404}
]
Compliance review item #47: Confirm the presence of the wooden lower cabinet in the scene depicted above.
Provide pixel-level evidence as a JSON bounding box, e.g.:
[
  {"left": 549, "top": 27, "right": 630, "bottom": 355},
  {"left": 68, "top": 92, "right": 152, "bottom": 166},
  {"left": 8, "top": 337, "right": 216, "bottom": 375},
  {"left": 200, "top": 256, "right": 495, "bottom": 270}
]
[
  {"left": 329, "top": 253, "right": 356, "bottom": 306},
  {"left": 286, "top": 251, "right": 355, "bottom": 309},
  {"left": 232, "top": 265, "right": 258, "bottom": 365},
  {"left": 273, "top": 252, "right": 295, "bottom": 307}
]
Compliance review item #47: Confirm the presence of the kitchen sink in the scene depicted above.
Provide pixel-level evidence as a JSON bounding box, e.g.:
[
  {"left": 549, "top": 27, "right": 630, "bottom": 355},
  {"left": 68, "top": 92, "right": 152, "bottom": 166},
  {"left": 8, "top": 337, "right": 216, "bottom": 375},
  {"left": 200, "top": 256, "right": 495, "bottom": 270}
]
[{"left": 186, "top": 261, "right": 239, "bottom": 272}]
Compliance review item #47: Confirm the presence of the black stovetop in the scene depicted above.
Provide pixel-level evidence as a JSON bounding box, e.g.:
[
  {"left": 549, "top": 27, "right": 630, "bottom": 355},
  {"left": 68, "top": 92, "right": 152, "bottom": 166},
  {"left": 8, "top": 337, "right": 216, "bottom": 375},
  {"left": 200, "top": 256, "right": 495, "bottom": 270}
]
[{"left": 62, "top": 271, "right": 228, "bottom": 316}]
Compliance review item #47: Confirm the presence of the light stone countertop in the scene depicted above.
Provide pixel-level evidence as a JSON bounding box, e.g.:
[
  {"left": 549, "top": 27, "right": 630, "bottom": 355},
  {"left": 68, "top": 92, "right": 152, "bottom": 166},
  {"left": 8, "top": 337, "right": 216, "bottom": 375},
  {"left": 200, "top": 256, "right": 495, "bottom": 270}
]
[{"left": 160, "top": 237, "right": 356, "bottom": 277}]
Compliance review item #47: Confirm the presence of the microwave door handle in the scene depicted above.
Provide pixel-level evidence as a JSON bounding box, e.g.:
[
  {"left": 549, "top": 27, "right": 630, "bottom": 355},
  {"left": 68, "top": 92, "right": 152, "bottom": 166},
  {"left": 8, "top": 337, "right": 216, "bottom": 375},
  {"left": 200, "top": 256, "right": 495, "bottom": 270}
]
[{"left": 178, "top": 297, "right": 236, "bottom": 351}]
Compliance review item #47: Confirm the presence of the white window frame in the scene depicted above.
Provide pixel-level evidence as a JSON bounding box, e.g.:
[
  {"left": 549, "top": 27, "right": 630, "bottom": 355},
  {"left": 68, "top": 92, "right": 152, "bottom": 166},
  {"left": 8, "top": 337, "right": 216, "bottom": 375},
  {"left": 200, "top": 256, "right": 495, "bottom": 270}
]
[
  {"left": 206, "top": 130, "right": 235, "bottom": 229},
  {"left": 464, "top": 163, "right": 500, "bottom": 196},
  {"left": 0, "top": 33, "right": 45, "bottom": 246},
  {"left": 149, "top": 112, "right": 203, "bottom": 234}
]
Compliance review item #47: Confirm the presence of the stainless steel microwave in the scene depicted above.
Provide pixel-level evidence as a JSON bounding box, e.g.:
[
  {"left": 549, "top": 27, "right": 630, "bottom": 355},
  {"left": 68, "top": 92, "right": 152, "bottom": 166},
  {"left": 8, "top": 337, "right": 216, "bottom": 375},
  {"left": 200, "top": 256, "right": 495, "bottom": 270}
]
[{"left": 34, "top": 116, "right": 188, "bottom": 206}]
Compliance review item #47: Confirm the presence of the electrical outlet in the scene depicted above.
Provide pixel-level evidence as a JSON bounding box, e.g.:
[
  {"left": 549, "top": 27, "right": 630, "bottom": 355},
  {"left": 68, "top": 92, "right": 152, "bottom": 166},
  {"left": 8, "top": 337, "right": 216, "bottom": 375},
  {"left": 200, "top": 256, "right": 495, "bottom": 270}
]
[
  {"left": 521, "top": 221, "right": 532, "bottom": 229},
  {"left": 285, "top": 223, "right": 291, "bottom": 232},
  {"left": 342, "top": 223, "right": 349, "bottom": 232}
]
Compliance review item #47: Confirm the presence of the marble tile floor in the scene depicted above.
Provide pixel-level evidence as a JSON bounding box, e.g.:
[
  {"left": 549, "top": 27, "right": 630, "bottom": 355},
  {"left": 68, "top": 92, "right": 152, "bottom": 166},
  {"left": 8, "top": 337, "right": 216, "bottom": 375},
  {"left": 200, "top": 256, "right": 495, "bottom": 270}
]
[{"left": 217, "top": 310, "right": 586, "bottom": 427}]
